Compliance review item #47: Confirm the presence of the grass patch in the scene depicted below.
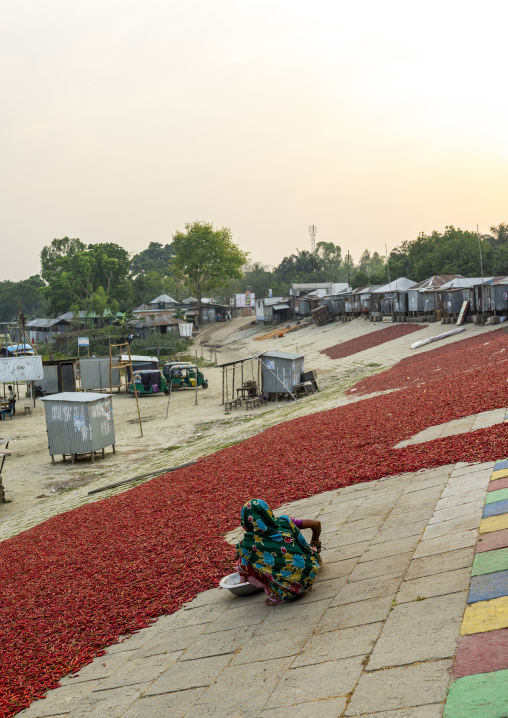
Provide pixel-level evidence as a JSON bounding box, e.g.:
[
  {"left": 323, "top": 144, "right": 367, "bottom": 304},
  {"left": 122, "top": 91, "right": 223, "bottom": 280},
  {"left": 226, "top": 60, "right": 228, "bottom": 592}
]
[
  {"left": 163, "top": 445, "right": 181, "bottom": 452},
  {"left": 366, "top": 362, "right": 382, "bottom": 367}
]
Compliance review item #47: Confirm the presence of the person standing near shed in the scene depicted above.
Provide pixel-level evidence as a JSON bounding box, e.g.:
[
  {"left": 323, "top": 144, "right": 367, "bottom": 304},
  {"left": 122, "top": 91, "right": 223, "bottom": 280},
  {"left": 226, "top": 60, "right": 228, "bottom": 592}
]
[{"left": 8, "top": 385, "right": 16, "bottom": 415}]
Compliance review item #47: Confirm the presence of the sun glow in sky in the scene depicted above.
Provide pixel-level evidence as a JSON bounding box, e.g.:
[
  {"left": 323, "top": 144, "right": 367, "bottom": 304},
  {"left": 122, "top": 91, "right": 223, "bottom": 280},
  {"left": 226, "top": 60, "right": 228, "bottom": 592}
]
[{"left": 1, "top": 0, "right": 508, "bottom": 280}]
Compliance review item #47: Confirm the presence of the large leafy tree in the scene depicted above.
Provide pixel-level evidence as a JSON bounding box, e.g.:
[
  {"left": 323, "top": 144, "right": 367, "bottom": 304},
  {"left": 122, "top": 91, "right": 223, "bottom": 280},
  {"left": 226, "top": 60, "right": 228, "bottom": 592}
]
[
  {"left": 40, "top": 237, "right": 131, "bottom": 315},
  {"left": 171, "top": 222, "right": 248, "bottom": 323},
  {"left": 0, "top": 275, "right": 48, "bottom": 322},
  {"left": 130, "top": 242, "right": 174, "bottom": 275}
]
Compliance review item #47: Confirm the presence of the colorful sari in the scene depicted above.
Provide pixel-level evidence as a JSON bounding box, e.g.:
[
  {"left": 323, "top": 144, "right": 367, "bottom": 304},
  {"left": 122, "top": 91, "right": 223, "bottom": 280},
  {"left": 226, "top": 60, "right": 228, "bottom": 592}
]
[{"left": 235, "top": 498, "right": 320, "bottom": 604}]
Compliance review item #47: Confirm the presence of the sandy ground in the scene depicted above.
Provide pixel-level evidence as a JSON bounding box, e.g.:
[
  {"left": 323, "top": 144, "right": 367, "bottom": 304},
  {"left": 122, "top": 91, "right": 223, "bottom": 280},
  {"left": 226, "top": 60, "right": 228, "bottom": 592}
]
[{"left": 0, "top": 315, "right": 502, "bottom": 529}]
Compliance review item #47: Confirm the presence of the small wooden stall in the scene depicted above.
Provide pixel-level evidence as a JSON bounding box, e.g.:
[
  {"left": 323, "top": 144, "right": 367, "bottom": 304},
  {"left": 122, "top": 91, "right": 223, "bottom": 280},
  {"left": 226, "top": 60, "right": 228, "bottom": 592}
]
[{"left": 217, "top": 354, "right": 265, "bottom": 411}]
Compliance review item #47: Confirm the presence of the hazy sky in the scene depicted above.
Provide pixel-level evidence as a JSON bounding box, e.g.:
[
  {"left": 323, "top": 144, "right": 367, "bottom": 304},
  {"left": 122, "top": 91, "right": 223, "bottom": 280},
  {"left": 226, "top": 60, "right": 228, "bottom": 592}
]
[{"left": 2, "top": 0, "right": 508, "bottom": 281}]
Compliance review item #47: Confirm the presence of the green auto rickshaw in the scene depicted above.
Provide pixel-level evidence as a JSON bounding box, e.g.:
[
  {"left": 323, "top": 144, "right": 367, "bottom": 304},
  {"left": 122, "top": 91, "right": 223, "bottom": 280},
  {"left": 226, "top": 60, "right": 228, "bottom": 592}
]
[
  {"left": 127, "top": 369, "right": 170, "bottom": 396},
  {"left": 162, "top": 362, "right": 208, "bottom": 390}
]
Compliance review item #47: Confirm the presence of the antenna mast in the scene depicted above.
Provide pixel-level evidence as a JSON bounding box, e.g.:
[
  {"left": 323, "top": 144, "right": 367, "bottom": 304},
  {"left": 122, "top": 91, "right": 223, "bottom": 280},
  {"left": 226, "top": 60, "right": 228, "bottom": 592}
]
[{"left": 309, "top": 225, "right": 317, "bottom": 253}]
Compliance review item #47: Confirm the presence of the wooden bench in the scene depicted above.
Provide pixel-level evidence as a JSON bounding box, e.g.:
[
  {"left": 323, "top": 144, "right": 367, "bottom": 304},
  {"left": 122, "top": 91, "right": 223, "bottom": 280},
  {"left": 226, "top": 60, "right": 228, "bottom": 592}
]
[
  {"left": 245, "top": 398, "right": 260, "bottom": 410},
  {"left": 225, "top": 398, "right": 242, "bottom": 412}
]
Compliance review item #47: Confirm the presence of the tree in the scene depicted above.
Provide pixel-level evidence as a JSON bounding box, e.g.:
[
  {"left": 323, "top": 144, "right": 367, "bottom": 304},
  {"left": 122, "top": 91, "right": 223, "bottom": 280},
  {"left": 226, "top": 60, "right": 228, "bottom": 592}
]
[
  {"left": 39, "top": 238, "right": 131, "bottom": 314},
  {"left": 0, "top": 276, "right": 48, "bottom": 322},
  {"left": 315, "top": 242, "right": 342, "bottom": 281},
  {"left": 490, "top": 223, "right": 508, "bottom": 245},
  {"left": 131, "top": 242, "right": 174, "bottom": 275},
  {"left": 171, "top": 222, "right": 248, "bottom": 323}
]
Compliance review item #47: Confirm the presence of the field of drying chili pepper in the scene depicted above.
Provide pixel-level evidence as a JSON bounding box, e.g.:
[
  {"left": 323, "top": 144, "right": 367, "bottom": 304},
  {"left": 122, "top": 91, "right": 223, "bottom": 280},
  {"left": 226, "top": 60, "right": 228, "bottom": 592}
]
[
  {"left": 320, "top": 323, "right": 426, "bottom": 359},
  {"left": 1, "top": 330, "right": 507, "bottom": 717}
]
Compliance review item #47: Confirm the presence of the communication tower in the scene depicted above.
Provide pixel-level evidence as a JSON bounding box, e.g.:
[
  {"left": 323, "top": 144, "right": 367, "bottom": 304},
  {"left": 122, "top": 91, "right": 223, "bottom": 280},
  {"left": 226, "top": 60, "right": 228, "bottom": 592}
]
[{"left": 309, "top": 225, "right": 317, "bottom": 252}]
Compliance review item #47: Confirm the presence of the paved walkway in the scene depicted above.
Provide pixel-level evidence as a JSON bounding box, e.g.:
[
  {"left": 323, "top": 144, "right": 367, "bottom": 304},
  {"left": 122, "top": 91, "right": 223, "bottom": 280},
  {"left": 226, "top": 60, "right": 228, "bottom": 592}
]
[
  {"left": 395, "top": 408, "right": 506, "bottom": 449},
  {"left": 18, "top": 459, "right": 500, "bottom": 718}
]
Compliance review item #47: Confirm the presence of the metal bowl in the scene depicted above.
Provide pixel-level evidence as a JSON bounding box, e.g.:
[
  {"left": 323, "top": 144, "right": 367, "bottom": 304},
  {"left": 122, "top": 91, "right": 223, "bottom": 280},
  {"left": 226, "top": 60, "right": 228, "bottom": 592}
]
[{"left": 219, "top": 572, "right": 263, "bottom": 597}]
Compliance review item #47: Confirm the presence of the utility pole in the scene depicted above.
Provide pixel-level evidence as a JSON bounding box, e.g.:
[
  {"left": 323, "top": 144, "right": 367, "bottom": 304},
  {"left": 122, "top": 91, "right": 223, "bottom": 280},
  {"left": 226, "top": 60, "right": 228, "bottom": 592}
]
[
  {"left": 347, "top": 251, "right": 351, "bottom": 288},
  {"left": 385, "top": 244, "right": 393, "bottom": 317},
  {"left": 477, "top": 225, "right": 485, "bottom": 324},
  {"left": 309, "top": 225, "right": 317, "bottom": 253}
]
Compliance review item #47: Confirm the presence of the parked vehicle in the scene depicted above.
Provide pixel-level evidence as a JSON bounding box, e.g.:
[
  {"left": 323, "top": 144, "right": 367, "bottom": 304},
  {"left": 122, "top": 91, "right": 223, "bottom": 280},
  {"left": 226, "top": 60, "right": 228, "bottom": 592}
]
[
  {"left": 127, "top": 369, "right": 170, "bottom": 396},
  {"left": 162, "top": 362, "right": 208, "bottom": 390}
]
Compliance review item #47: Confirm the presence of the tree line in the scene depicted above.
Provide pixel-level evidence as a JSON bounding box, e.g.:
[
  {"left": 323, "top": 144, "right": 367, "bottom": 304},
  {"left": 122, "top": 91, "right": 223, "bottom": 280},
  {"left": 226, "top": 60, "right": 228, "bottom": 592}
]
[{"left": 1, "top": 222, "right": 507, "bottom": 322}]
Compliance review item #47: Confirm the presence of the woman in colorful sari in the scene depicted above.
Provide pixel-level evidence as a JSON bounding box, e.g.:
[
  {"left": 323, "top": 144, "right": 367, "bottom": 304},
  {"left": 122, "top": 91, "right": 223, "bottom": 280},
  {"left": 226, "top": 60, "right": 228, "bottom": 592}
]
[{"left": 235, "top": 498, "right": 321, "bottom": 605}]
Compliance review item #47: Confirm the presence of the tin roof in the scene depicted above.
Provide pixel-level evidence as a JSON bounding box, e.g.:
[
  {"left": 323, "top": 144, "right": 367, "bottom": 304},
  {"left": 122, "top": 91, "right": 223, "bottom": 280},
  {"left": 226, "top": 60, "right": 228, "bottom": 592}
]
[
  {"left": 150, "top": 294, "right": 177, "bottom": 304},
  {"left": 410, "top": 275, "right": 464, "bottom": 290},
  {"left": 440, "top": 277, "right": 495, "bottom": 289},
  {"left": 262, "top": 351, "right": 304, "bottom": 360},
  {"left": 373, "top": 278, "right": 417, "bottom": 293},
  {"left": 40, "top": 392, "right": 111, "bottom": 402}
]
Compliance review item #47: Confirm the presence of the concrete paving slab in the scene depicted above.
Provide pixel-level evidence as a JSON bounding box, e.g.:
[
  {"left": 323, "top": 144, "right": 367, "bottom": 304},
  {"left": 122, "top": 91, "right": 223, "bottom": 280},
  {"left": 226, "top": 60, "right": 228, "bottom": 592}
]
[
  {"left": 461, "top": 596, "right": 508, "bottom": 635},
  {"left": 331, "top": 575, "right": 402, "bottom": 607},
  {"left": 164, "top": 603, "right": 229, "bottom": 631},
  {"left": 422, "top": 514, "right": 482, "bottom": 541},
  {"left": 260, "top": 696, "right": 347, "bottom": 718},
  {"left": 135, "top": 623, "right": 207, "bottom": 657},
  {"left": 485, "top": 487, "right": 508, "bottom": 504},
  {"left": 265, "top": 657, "right": 365, "bottom": 708},
  {"left": 483, "top": 497, "right": 508, "bottom": 518},
  {"left": 67, "top": 684, "right": 148, "bottom": 718},
  {"left": 434, "top": 488, "right": 487, "bottom": 510},
  {"left": 351, "top": 707, "right": 443, "bottom": 718},
  {"left": 255, "top": 597, "right": 332, "bottom": 635},
  {"left": 367, "top": 592, "right": 468, "bottom": 669},
  {"left": 345, "top": 660, "right": 453, "bottom": 716},
  {"left": 467, "top": 569, "right": 508, "bottom": 603},
  {"left": 348, "top": 552, "right": 413, "bottom": 583},
  {"left": 314, "top": 559, "right": 360, "bottom": 581},
  {"left": 180, "top": 625, "right": 255, "bottom": 661},
  {"left": 488, "top": 476, "right": 508, "bottom": 492},
  {"left": 231, "top": 626, "right": 315, "bottom": 666},
  {"left": 443, "top": 669, "right": 508, "bottom": 718},
  {"left": 184, "top": 694, "right": 273, "bottom": 717},
  {"left": 413, "top": 529, "right": 477, "bottom": 558},
  {"left": 58, "top": 654, "right": 131, "bottom": 686},
  {"left": 104, "top": 630, "right": 154, "bottom": 655},
  {"left": 143, "top": 654, "right": 232, "bottom": 695},
  {"left": 371, "top": 520, "right": 429, "bottom": 544},
  {"left": 322, "top": 542, "right": 370, "bottom": 561},
  {"left": 382, "top": 508, "right": 436, "bottom": 531},
  {"left": 204, "top": 602, "right": 271, "bottom": 633},
  {"left": 428, "top": 500, "right": 485, "bottom": 525},
  {"left": 359, "top": 535, "right": 421, "bottom": 563},
  {"left": 453, "top": 628, "right": 508, "bottom": 679},
  {"left": 96, "top": 652, "right": 182, "bottom": 690},
  {"left": 405, "top": 547, "right": 475, "bottom": 580},
  {"left": 322, "top": 526, "right": 380, "bottom": 548},
  {"left": 317, "top": 596, "right": 394, "bottom": 633},
  {"left": 120, "top": 688, "right": 206, "bottom": 718},
  {"left": 479, "top": 513, "right": 508, "bottom": 533},
  {"left": 396, "top": 568, "right": 471, "bottom": 603},
  {"left": 17, "top": 682, "right": 102, "bottom": 718},
  {"left": 475, "top": 527, "right": 508, "bottom": 553},
  {"left": 292, "top": 622, "right": 383, "bottom": 667},
  {"left": 195, "top": 657, "right": 292, "bottom": 706},
  {"left": 471, "top": 546, "right": 508, "bottom": 576}
]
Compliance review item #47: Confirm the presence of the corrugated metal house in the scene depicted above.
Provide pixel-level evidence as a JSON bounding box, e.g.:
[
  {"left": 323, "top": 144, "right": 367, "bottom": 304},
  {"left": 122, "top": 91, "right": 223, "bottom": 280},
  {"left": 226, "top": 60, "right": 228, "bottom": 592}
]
[
  {"left": 40, "top": 392, "right": 115, "bottom": 464},
  {"left": 255, "top": 298, "right": 292, "bottom": 324},
  {"left": 261, "top": 351, "right": 305, "bottom": 396},
  {"left": 440, "top": 277, "right": 494, "bottom": 317},
  {"left": 371, "top": 278, "right": 417, "bottom": 317},
  {"left": 475, "top": 277, "right": 508, "bottom": 314},
  {"left": 408, "top": 276, "right": 464, "bottom": 315}
]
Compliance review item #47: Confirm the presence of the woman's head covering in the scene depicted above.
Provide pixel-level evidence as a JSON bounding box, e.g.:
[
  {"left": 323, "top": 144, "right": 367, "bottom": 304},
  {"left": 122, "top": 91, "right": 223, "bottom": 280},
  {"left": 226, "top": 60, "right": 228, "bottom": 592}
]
[{"left": 236, "top": 498, "right": 320, "bottom": 602}]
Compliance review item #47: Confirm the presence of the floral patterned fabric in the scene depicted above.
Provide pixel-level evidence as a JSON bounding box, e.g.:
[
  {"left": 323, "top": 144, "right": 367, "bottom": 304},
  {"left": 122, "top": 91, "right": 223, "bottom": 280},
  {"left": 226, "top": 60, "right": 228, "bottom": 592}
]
[{"left": 235, "top": 498, "right": 320, "bottom": 603}]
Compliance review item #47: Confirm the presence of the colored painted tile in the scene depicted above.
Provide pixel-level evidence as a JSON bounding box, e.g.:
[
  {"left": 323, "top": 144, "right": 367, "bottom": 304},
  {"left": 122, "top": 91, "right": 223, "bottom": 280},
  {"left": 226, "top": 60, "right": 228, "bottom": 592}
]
[
  {"left": 486, "top": 488, "right": 508, "bottom": 504},
  {"left": 476, "top": 529, "right": 508, "bottom": 554},
  {"left": 444, "top": 669, "right": 508, "bottom": 718},
  {"left": 462, "top": 596, "right": 508, "bottom": 635},
  {"left": 483, "top": 499, "right": 508, "bottom": 518},
  {"left": 468, "top": 570, "right": 508, "bottom": 603},
  {"left": 472, "top": 548, "right": 508, "bottom": 576},
  {"left": 491, "top": 468, "right": 508, "bottom": 481},
  {"left": 453, "top": 629, "right": 508, "bottom": 678},
  {"left": 480, "top": 514, "right": 508, "bottom": 534},
  {"left": 493, "top": 459, "right": 508, "bottom": 471},
  {"left": 488, "top": 477, "right": 508, "bottom": 492}
]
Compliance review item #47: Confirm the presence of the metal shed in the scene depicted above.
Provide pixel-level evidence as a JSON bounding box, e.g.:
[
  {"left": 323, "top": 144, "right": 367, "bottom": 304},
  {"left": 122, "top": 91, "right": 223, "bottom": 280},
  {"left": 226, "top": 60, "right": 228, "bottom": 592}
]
[
  {"left": 475, "top": 278, "right": 508, "bottom": 314},
  {"left": 40, "top": 392, "right": 115, "bottom": 464},
  {"left": 80, "top": 358, "right": 121, "bottom": 391},
  {"left": 261, "top": 351, "right": 305, "bottom": 396},
  {"left": 39, "top": 359, "right": 77, "bottom": 394}
]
